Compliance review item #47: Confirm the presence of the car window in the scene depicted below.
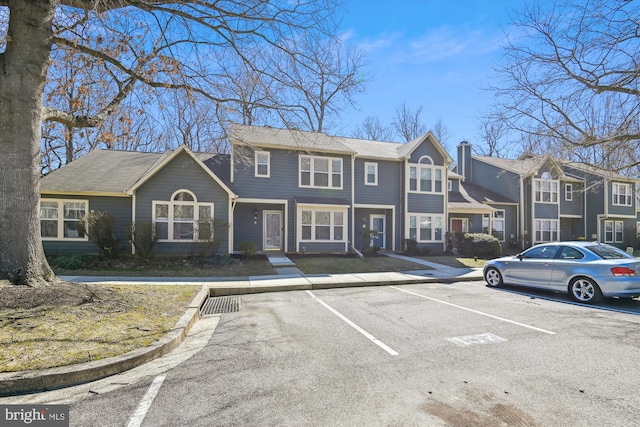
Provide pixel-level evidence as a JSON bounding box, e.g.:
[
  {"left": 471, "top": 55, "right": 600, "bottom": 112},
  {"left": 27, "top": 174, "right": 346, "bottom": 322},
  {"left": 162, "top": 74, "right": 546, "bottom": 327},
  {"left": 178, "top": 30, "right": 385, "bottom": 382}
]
[
  {"left": 586, "top": 244, "right": 634, "bottom": 260},
  {"left": 522, "top": 246, "right": 558, "bottom": 259},
  {"left": 557, "top": 246, "right": 585, "bottom": 260}
]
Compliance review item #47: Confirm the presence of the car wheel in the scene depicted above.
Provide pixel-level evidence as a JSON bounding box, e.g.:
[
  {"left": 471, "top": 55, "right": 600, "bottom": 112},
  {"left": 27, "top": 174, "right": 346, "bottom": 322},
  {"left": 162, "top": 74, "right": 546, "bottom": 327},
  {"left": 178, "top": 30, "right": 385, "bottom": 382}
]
[
  {"left": 484, "top": 267, "right": 503, "bottom": 288},
  {"left": 568, "top": 277, "right": 602, "bottom": 304}
]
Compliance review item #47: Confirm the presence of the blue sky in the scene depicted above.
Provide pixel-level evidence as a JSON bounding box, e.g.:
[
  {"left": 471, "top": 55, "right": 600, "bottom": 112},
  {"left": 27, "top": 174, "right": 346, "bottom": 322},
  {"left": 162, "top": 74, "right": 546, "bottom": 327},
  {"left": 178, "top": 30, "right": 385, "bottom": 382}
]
[{"left": 336, "top": 0, "right": 527, "bottom": 149}]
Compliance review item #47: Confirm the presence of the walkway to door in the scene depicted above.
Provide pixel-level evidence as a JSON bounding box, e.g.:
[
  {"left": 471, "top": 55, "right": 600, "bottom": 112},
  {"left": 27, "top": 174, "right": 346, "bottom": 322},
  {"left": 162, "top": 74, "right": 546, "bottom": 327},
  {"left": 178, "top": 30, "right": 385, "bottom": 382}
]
[{"left": 266, "top": 253, "right": 303, "bottom": 275}]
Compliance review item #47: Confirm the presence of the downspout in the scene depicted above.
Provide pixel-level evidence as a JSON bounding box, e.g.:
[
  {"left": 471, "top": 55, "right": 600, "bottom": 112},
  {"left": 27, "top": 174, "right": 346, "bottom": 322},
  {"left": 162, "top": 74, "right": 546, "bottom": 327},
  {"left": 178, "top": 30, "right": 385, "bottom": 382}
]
[
  {"left": 351, "top": 154, "right": 355, "bottom": 254},
  {"left": 131, "top": 192, "right": 136, "bottom": 255},
  {"left": 229, "top": 196, "right": 237, "bottom": 254},
  {"left": 520, "top": 176, "right": 525, "bottom": 248},
  {"left": 404, "top": 157, "right": 409, "bottom": 249}
]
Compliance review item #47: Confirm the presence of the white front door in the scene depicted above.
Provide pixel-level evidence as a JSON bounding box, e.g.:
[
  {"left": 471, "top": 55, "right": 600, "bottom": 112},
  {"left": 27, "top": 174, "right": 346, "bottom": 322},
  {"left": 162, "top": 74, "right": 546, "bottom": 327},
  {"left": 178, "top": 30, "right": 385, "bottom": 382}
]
[
  {"left": 264, "top": 211, "right": 282, "bottom": 251},
  {"left": 370, "top": 214, "right": 386, "bottom": 249}
]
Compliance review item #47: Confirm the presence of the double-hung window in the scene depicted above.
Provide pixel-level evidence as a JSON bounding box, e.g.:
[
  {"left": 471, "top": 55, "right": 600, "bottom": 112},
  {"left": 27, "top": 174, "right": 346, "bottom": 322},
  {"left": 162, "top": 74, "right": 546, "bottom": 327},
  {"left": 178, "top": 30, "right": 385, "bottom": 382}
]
[
  {"left": 299, "top": 208, "right": 346, "bottom": 241},
  {"left": 535, "top": 219, "right": 558, "bottom": 242},
  {"left": 408, "top": 214, "right": 443, "bottom": 242},
  {"left": 612, "top": 183, "right": 632, "bottom": 206},
  {"left": 365, "top": 162, "right": 378, "bottom": 185},
  {"left": 40, "top": 199, "right": 88, "bottom": 240},
  {"left": 255, "top": 151, "right": 270, "bottom": 177},
  {"left": 492, "top": 210, "right": 505, "bottom": 241},
  {"left": 408, "top": 156, "right": 443, "bottom": 194},
  {"left": 299, "top": 155, "right": 342, "bottom": 189},
  {"left": 535, "top": 173, "right": 558, "bottom": 203},
  {"left": 565, "top": 183, "right": 572, "bottom": 201},
  {"left": 605, "top": 220, "right": 624, "bottom": 242},
  {"left": 153, "top": 190, "right": 214, "bottom": 241}
]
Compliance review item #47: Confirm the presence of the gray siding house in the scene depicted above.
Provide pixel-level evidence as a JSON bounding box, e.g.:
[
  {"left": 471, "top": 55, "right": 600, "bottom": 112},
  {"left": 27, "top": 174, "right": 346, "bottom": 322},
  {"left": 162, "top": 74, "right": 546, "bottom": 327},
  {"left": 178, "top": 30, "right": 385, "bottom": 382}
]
[{"left": 40, "top": 124, "right": 453, "bottom": 256}]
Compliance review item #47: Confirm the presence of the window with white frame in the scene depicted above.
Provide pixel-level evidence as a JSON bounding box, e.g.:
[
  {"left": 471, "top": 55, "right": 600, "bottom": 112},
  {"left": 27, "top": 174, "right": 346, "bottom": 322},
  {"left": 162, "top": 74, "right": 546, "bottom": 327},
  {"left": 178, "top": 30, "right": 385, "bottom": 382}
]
[
  {"left": 482, "top": 213, "right": 490, "bottom": 234},
  {"left": 492, "top": 210, "right": 505, "bottom": 241},
  {"left": 408, "top": 156, "right": 444, "bottom": 194},
  {"left": 612, "top": 183, "right": 632, "bottom": 206},
  {"left": 153, "top": 190, "right": 214, "bottom": 241},
  {"left": 535, "top": 219, "right": 559, "bottom": 242},
  {"left": 605, "top": 220, "right": 624, "bottom": 243},
  {"left": 408, "top": 214, "right": 443, "bottom": 242},
  {"left": 255, "top": 150, "right": 270, "bottom": 177},
  {"left": 299, "top": 155, "right": 342, "bottom": 189},
  {"left": 535, "top": 172, "right": 558, "bottom": 203},
  {"left": 40, "top": 199, "right": 88, "bottom": 240},
  {"left": 365, "top": 162, "right": 378, "bottom": 186},
  {"left": 565, "top": 183, "right": 572, "bottom": 201},
  {"left": 299, "top": 207, "right": 346, "bottom": 241}
]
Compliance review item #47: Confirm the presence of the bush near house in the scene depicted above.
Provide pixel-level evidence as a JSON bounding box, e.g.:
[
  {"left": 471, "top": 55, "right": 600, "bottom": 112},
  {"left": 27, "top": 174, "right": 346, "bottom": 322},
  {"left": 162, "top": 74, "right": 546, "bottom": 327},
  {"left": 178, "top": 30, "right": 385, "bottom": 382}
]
[
  {"left": 460, "top": 233, "right": 502, "bottom": 258},
  {"left": 77, "top": 211, "right": 118, "bottom": 258},
  {"left": 238, "top": 240, "right": 258, "bottom": 256}
]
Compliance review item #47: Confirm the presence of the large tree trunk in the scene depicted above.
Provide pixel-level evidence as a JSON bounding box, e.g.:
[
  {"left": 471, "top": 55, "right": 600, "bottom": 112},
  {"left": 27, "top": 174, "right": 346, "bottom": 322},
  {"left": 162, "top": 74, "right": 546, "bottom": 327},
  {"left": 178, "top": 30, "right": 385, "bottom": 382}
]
[{"left": 0, "top": 0, "right": 57, "bottom": 286}]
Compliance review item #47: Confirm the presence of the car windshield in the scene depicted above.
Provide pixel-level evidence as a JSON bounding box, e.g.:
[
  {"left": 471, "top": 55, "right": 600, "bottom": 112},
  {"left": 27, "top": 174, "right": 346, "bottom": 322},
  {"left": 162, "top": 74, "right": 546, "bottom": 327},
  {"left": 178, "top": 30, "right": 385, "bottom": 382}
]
[{"left": 586, "top": 244, "right": 634, "bottom": 260}]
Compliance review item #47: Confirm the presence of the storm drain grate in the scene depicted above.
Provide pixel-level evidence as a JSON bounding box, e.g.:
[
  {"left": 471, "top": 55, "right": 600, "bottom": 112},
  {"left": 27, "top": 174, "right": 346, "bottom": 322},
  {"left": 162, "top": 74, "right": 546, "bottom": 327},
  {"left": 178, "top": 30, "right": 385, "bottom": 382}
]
[{"left": 200, "top": 295, "right": 241, "bottom": 315}]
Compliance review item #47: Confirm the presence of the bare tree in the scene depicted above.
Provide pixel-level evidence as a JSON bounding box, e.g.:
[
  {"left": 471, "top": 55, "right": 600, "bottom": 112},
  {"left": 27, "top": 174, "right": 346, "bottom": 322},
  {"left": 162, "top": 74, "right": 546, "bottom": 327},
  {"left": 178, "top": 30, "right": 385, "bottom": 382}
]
[
  {"left": 392, "top": 102, "right": 427, "bottom": 142},
  {"left": 431, "top": 117, "right": 451, "bottom": 151},
  {"left": 269, "top": 34, "right": 370, "bottom": 133},
  {"left": 488, "top": 0, "right": 640, "bottom": 172},
  {"left": 477, "top": 118, "right": 508, "bottom": 157},
  {"left": 0, "top": 0, "right": 339, "bottom": 286},
  {"left": 353, "top": 116, "right": 394, "bottom": 141}
]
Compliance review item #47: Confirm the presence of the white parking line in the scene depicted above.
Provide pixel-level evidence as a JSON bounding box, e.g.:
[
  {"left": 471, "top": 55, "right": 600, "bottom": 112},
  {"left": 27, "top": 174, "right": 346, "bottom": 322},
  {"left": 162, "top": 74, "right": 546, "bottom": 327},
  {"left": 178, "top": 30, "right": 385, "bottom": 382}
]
[
  {"left": 306, "top": 290, "right": 399, "bottom": 356},
  {"left": 127, "top": 374, "right": 166, "bottom": 427},
  {"left": 390, "top": 286, "right": 556, "bottom": 335}
]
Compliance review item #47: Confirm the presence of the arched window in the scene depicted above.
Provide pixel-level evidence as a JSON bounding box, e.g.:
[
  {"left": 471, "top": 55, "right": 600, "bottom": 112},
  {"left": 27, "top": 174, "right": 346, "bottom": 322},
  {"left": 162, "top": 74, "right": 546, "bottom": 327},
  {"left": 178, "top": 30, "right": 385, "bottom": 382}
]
[
  {"left": 535, "top": 172, "right": 558, "bottom": 203},
  {"left": 153, "top": 190, "right": 214, "bottom": 241},
  {"left": 408, "top": 156, "right": 443, "bottom": 193}
]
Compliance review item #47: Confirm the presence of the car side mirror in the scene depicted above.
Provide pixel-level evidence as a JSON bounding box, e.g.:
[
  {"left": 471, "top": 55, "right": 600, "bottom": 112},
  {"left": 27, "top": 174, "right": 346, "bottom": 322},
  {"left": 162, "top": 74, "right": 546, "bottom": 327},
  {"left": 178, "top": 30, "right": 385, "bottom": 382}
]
[{"left": 517, "top": 253, "right": 524, "bottom": 260}]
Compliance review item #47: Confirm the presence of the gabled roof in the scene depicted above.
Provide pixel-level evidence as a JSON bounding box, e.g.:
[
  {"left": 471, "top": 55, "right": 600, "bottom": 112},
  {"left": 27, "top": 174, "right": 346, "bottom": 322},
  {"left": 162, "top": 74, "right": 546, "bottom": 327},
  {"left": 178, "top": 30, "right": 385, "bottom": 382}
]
[
  {"left": 41, "top": 146, "right": 236, "bottom": 197},
  {"left": 41, "top": 150, "right": 164, "bottom": 195},
  {"left": 448, "top": 181, "right": 495, "bottom": 213},
  {"left": 563, "top": 161, "right": 639, "bottom": 183},
  {"left": 462, "top": 181, "right": 517, "bottom": 204},
  {"left": 473, "top": 154, "right": 578, "bottom": 181},
  {"left": 230, "top": 124, "right": 453, "bottom": 163}
]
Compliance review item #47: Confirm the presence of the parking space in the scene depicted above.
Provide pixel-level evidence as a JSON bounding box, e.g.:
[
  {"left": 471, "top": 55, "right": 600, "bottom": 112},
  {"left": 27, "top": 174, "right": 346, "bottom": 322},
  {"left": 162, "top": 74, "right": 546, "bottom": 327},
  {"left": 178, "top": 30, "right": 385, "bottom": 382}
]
[{"left": 60, "top": 280, "right": 640, "bottom": 426}]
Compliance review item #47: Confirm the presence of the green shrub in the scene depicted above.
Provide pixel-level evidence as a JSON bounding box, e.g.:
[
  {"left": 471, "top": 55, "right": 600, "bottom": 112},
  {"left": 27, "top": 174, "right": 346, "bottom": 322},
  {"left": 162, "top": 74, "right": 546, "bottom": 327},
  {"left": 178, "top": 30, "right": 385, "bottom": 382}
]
[
  {"left": 460, "top": 233, "right": 502, "bottom": 258},
  {"left": 403, "top": 239, "right": 419, "bottom": 255},
  {"left": 77, "top": 211, "right": 118, "bottom": 258},
  {"left": 363, "top": 245, "right": 382, "bottom": 256},
  {"left": 360, "top": 229, "right": 379, "bottom": 252},
  {"left": 48, "top": 254, "right": 99, "bottom": 270},
  {"left": 238, "top": 241, "right": 257, "bottom": 256},
  {"left": 128, "top": 221, "right": 158, "bottom": 258}
]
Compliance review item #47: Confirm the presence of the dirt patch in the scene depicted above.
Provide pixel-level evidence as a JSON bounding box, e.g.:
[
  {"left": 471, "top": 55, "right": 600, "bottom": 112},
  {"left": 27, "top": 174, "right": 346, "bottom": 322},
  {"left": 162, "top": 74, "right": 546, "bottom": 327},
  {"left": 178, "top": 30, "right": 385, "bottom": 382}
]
[{"left": 0, "top": 280, "right": 199, "bottom": 372}]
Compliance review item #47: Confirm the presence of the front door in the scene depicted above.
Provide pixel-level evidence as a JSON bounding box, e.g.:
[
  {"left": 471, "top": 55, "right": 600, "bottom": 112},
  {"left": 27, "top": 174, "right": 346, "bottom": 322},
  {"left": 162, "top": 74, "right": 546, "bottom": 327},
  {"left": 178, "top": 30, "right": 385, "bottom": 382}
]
[
  {"left": 264, "top": 211, "right": 282, "bottom": 251},
  {"left": 370, "top": 214, "right": 386, "bottom": 249}
]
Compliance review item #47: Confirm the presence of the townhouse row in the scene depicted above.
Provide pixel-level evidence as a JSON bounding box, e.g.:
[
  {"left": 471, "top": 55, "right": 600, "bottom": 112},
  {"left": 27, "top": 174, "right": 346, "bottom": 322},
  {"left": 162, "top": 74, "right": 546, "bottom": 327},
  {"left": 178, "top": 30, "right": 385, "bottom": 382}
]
[{"left": 39, "top": 124, "right": 640, "bottom": 256}]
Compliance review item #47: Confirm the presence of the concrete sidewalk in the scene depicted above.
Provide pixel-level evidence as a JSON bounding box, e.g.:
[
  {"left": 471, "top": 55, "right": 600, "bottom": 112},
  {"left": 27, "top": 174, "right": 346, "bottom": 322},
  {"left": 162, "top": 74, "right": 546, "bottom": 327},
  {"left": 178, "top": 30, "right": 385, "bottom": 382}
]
[{"left": 0, "top": 254, "right": 484, "bottom": 397}]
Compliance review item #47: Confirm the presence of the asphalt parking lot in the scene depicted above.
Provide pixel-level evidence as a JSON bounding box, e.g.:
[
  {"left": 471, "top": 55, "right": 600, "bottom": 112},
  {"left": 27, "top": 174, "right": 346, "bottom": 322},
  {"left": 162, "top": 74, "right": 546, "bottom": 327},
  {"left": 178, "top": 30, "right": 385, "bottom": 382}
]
[{"left": 9, "top": 280, "right": 640, "bottom": 426}]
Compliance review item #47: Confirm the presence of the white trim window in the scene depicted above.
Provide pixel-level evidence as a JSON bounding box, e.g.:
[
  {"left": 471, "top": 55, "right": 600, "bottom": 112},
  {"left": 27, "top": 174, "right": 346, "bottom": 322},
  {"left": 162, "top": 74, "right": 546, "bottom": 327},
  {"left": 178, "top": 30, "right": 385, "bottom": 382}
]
[
  {"left": 255, "top": 150, "right": 270, "bottom": 177},
  {"left": 535, "top": 172, "right": 558, "bottom": 203},
  {"left": 565, "top": 183, "right": 572, "bottom": 201},
  {"left": 408, "top": 214, "right": 444, "bottom": 242},
  {"left": 299, "top": 207, "right": 346, "bottom": 241},
  {"left": 612, "top": 183, "right": 632, "bottom": 206},
  {"left": 605, "top": 220, "right": 624, "bottom": 243},
  {"left": 153, "top": 190, "right": 214, "bottom": 241},
  {"left": 365, "top": 162, "right": 378, "bottom": 186},
  {"left": 535, "top": 219, "right": 559, "bottom": 243},
  {"left": 492, "top": 210, "right": 505, "bottom": 241},
  {"left": 300, "top": 155, "right": 343, "bottom": 189},
  {"left": 408, "top": 156, "right": 444, "bottom": 194},
  {"left": 40, "top": 199, "right": 88, "bottom": 240}
]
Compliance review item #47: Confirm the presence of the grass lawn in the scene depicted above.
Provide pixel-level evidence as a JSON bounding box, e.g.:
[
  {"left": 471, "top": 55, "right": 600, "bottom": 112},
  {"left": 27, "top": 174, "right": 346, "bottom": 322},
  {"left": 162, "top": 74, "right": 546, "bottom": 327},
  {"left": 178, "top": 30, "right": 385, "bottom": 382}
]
[
  {"left": 412, "top": 255, "right": 490, "bottom": 268},
  {"left": 50, "top": 254, "right": 276, "bottom": 277},
  {"left": 288, "top": 254, "right": 430, "bottom": 274},
  {"left": 0, "top": 284, "right": 199, "bottom": 373}
]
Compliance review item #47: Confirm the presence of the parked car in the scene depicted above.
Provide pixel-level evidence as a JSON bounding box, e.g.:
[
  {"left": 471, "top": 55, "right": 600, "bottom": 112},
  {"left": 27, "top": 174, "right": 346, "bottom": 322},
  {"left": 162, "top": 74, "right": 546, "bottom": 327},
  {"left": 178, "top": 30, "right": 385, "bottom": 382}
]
[{"left": 483, "top": 241, "right": 640, "bottom": 304}]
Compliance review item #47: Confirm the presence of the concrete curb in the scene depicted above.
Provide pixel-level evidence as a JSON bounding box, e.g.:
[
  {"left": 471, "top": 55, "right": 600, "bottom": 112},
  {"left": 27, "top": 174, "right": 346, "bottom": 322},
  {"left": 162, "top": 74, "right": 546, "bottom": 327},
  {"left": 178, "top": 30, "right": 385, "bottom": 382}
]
[
  {"left": 0, "top": 286, "right": 210, "bottom": 398},
  {"left": 0, "top": 274, "right": 483, "bottom": 397}
]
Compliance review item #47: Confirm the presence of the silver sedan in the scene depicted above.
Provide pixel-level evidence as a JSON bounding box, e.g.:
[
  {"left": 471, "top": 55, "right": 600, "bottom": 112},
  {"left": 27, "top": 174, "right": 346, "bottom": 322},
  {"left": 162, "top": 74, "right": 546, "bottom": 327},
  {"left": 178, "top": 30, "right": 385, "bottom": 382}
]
[{"left": 483, "top": 241, "right": 640, "bottom": 304}]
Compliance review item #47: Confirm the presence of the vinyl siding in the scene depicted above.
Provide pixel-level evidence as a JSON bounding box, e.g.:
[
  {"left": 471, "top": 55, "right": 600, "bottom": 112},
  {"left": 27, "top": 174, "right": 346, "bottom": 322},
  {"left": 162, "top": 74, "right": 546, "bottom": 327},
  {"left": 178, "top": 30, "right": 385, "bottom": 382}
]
[
  {"left": 469, "top": 159, "right": 520, "bottom": 202},
  {"left": 534, "top": 203, "right": 559, "bottom": 219},
  {"left": 560, "top": 181, "right": 582, "bottom": 216},
  {"left": 134, "top": 151, "right": 231, "bottom": 255},
  {"left": 353, "top": 159, "right": 402, "bottom": 205},
  {"left": 41, "top": 195, "right": 132, "bottom": 255},
  {"left": 408, "top": 193, "right": 444, "bottom": 213}
]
